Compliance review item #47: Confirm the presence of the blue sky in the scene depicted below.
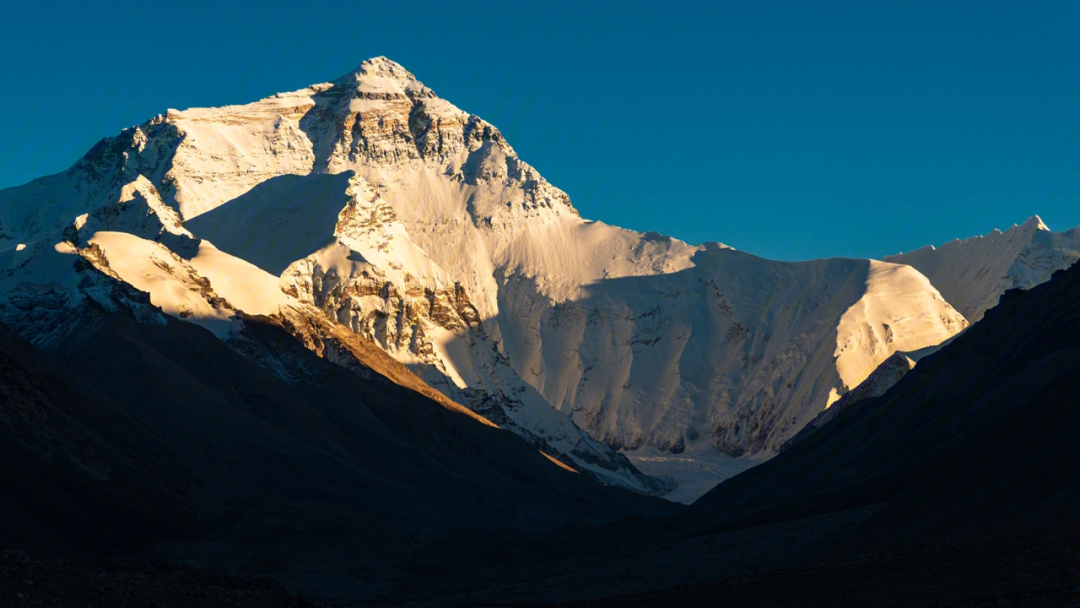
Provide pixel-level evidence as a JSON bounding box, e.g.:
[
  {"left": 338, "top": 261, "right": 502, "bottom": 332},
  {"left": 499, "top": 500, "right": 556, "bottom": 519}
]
[{"left": 1, "top": 0, "right": 1077, "bottom": 260}]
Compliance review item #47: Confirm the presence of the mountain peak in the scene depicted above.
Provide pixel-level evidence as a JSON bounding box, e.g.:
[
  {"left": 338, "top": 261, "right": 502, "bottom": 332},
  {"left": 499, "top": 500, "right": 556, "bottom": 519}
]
[
  {"left": 1022, "top": 214, "right": 1050, "bottom": 232},
  {"left": 334, "top": 56, "right": 434, "bottom": 99},
  {"left": 349, "top": 56, "right": 415, "bottom": 81}
]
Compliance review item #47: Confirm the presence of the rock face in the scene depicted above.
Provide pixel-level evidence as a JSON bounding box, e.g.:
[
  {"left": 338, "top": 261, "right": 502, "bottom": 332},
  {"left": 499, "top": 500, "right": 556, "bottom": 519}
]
[
  {"left": 885, "top": 216, "right": 1080, "bottom": 323},
  {"left": 0, "top": 57, "right": 969, "bottom": 493}
]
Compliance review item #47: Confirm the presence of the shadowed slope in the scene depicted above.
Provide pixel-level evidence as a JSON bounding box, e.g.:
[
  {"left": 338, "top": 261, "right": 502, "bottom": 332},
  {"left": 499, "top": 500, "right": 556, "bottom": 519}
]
[
  {"left": 0, "top": 279, "right": 678, "bottom": 575},
  {"left": 695, "top": 258, "right": 1080, "bottom": 551},
  {"left": 554, "top": 520, "right": 1080, "bottom": 608},
  {"left": 184, "top": 173, "right": 350, "bottom": 275},
  {"left": 0, "top": 322, "right": 191, "bottom": 557}
]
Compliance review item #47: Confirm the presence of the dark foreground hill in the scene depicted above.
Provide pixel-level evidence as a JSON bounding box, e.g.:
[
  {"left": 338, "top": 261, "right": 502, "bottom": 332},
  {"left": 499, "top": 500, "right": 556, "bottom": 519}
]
[
  {"left": 555, "top": 519, "right": 1080, "bottom": 608},
  {"left": 0, "top": 548, "right": 320, "bottom": 607},
  {"left": 0, "top": 271, "right": 676, "bottom": 592}
]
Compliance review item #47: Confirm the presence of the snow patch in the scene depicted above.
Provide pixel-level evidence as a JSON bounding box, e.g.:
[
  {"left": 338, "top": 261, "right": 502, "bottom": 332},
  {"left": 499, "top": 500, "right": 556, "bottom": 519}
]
[
  {"left": 87, "top": 231, "right": 233, "bottom": 336},
  {"left": 188, "top": 241, "right": 292, "bottom": 316}
]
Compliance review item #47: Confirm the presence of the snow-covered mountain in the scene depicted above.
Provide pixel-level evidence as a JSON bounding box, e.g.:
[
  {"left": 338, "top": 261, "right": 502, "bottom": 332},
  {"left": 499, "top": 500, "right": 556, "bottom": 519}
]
[
  {"left": 885, "top": 216, "right": 1080, "bottom": 324},
  {"left": 0, "top": 57, "right": 968, "bottom": 496}
]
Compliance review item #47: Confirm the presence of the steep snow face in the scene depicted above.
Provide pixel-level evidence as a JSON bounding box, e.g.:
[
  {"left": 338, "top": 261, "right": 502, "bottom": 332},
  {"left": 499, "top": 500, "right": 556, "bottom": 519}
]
[
  {"left": 834, "top": 261, "right": 965, "bottom": 389},
  {"left": 159, "top": 90, "right": 319, "bottom": 220},
  {"left": 0, "top": 57, "right": 970, "bottom": 496},
  {"left": 885, "top": 216, "right": 1080, "bottom": 323},
  {"left": 499, "top": 250, "right": 963, "bottom": 455}
]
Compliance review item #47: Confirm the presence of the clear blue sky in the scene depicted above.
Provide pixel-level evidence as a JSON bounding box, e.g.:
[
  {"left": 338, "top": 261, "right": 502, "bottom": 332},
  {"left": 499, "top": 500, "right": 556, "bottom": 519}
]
[{"left": 1, "top": 0, "right": 1077, "bottom": 260}]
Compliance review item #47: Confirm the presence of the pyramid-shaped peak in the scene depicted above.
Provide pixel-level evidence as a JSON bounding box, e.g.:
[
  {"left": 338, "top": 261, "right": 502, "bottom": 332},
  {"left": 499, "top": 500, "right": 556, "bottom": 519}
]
[
  {"left": 334, "top": 57, "right": 434, "bottom": 99},
  {"left": 1022, "top": 214, "right": 1050, "bottom": 231},
  {"left": 335, "top": 57, "right": 421, "bottom": 86},
  {"left": 353, "top": 56, "right": 416, "bottom": 80}
]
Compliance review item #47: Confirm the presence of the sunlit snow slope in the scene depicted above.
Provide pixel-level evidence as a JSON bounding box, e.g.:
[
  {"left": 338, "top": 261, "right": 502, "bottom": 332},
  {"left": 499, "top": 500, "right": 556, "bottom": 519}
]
[
  {"left": 0, "top": 57, "right": 970, "bottom": 497},
  {"left": 885, "top": 216, "right": 1080, "bottom": 323}
]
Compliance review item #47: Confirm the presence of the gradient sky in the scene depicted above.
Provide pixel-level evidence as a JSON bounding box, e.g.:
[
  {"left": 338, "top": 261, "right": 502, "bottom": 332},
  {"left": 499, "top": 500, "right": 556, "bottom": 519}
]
[{"left": 1, "top": 0, "right": 1078, "bottom": 261}]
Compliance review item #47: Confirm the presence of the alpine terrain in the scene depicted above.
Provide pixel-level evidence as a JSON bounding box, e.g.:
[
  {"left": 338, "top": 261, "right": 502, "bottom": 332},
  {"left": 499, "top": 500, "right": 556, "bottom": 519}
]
[
  {"left": 1, "top": 55, "right": 1079, "bottom": 607},
  {"left": 354, "top": 229, "right": 1080, "bottom": 607},
  {"left": 0, "top": 57, "right": 976, "bottom": 498},
  {"left": 768, "top": 215, "right": 1080, "bottom": 451},
  {"left": 885, "top": 215, "right": 1080, "bottom": 323}
]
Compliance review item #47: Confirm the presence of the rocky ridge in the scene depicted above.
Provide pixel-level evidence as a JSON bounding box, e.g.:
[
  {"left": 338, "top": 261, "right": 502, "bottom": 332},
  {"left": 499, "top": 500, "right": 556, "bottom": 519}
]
[{"left": 885, "top": 215, "right": 1080, "bottom": 323}]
